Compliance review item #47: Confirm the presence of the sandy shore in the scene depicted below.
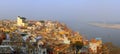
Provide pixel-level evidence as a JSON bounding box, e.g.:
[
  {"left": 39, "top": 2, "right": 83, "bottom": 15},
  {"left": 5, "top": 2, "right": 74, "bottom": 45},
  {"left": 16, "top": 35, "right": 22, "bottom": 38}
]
[{"left": 89, "top": 23, "right": 120, "bottom": 29}]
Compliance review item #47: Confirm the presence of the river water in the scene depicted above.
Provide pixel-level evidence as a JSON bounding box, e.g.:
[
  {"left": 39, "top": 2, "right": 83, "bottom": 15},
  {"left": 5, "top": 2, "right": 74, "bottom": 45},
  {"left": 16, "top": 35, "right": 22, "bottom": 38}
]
[{"left": 62, "top": 21, "right": 120, "bottom": 46}]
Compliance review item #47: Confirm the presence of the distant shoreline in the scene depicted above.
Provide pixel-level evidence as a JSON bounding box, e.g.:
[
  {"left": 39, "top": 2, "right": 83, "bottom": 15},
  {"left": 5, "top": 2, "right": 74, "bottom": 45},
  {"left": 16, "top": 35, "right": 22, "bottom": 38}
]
[{"left": 89, "top": 23, "right": 120, "bottom": 29}]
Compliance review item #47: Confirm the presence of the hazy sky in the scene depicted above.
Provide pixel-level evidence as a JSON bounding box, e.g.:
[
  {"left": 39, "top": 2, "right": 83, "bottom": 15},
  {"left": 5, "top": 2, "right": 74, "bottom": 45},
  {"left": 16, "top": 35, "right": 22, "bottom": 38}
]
[{"left": 0, "top": 0, "right": 120, "bottom": 22}]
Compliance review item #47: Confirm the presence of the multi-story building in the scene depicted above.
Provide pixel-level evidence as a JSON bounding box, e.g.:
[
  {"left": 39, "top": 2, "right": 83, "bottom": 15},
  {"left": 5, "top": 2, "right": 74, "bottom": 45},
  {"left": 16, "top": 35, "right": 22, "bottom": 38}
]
[
  {"left": 70, "top": 35, "right": 83, "bottom": 43},
  {"left": 17, "top": 16, "right": 26, "bottom": 26},
  {"left": 0, "top": 45, "right": 15, "bottom": 54},
  {"left": 89, "top": 38, "right": 102, "bottom": 54}
]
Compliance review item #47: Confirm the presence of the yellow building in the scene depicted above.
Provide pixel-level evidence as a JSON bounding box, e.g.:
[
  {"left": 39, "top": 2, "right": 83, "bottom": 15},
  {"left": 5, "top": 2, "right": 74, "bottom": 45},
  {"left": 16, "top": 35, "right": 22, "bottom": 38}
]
[
  {"left": 17, "top": 16, "right": 26, "bottom": 26},
  {"left": 70, "top": 35, "right": 83, "bottom": 43}
]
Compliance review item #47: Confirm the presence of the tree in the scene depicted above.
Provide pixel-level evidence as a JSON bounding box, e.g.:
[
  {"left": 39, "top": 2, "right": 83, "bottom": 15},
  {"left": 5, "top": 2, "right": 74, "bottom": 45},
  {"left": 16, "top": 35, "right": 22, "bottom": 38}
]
[
  {"left": 72, "top": 41, "right": 84, "bottom": 54},
  {"left": 39, "top": 20, "right": 45, "bottom": 23}
]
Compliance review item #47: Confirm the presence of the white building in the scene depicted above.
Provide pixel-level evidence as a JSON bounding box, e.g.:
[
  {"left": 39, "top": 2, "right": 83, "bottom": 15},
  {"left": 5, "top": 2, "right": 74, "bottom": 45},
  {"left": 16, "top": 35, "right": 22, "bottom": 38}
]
[
  {"left": 89, "top": 39, "right": 102, "bottom": 53},
  {"left": 63, "top": 35, "right": 70, "bottom": 44},
  {"left": 17, "top": 16, "right": 26, "bottom": 26},
  {"left": 0, "top": 45, "right": 14, "bottom": 54},
  {"left": 89, "top": 42, "right": 98, "bottom": 53}
]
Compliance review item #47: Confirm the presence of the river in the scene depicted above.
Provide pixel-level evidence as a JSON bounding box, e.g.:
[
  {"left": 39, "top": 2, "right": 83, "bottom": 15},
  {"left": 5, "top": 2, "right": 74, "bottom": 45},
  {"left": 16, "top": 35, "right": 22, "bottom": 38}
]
[{"left": 61, "top": 21, "right": 120, "bottom": 46}]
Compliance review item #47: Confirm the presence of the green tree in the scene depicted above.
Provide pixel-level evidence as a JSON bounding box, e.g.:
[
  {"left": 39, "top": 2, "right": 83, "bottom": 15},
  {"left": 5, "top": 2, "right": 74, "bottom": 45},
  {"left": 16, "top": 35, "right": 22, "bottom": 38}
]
[
  {"left": 72, "top": 41, "right": 84, "bottom": 54},
  {"left": 39, "top": 20, "right": 45, "bottom": 23}
]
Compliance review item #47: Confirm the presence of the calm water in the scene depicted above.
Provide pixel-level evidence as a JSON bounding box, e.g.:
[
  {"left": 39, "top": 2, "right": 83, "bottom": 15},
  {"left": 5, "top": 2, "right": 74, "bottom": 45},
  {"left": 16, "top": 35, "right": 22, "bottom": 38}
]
[{"left": 62, "top": 21, "right": 120, "bottom": 46}]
